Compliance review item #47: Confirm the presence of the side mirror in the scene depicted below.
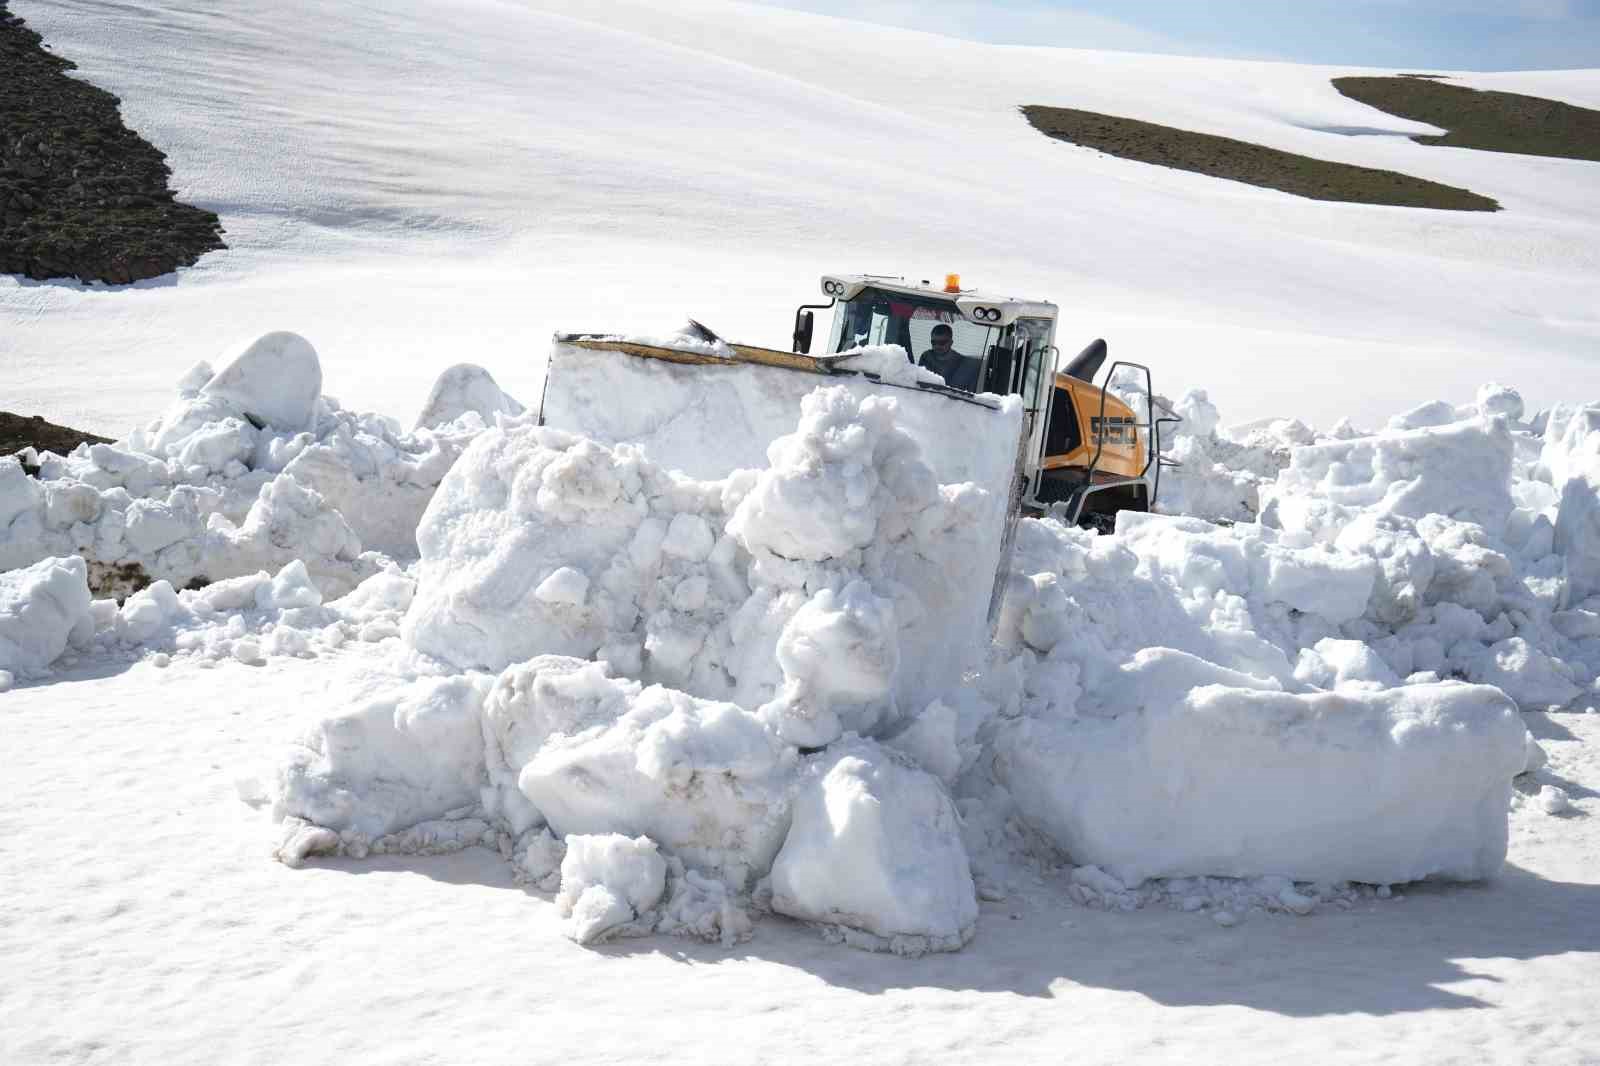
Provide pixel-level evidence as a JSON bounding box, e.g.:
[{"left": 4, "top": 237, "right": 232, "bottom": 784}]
[{"left": 793, "top": 310, "right": 815, "bottom": 354}]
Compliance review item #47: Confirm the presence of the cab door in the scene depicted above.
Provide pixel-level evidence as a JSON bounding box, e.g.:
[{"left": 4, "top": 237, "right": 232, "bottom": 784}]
[{"left": 1009, "top": 317, "right": 1058, "bottom": 500}]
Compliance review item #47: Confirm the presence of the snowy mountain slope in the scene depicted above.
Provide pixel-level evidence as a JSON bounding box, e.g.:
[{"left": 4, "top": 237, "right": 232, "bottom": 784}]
[{"left": 4, "top": 0, "right": 1598, "bottom": 433}]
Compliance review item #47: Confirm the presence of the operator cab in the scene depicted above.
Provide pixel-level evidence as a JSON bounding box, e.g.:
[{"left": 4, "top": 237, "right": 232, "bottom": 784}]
[
  {"left": 799, "top": 273, "right": 1059, "bottom": 410},
  {"left": 791, "top": 273, "right": 1163, "bottom": 526}
]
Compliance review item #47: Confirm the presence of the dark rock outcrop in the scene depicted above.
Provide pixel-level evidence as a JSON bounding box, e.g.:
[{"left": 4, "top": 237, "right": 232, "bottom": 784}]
[{"left": 0, "top": 3, "right": 226, "bottom": 284}]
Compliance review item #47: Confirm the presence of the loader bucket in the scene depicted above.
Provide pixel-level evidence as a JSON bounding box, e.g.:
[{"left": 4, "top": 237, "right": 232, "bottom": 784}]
[{"left": 538, "top": 334, "right": 1028, "bottom": 710}]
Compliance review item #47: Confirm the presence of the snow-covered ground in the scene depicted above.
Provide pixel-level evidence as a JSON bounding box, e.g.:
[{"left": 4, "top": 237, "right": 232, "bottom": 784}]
[
  {"left": 5, "top": 0, "right": 1600, "bottom": 431},
  {"left": 5, "top": 0, "right": 1600, "bottom": 1062},
  {"left": 5, "top": 644, "right": 1599, "bottom": 1064}
]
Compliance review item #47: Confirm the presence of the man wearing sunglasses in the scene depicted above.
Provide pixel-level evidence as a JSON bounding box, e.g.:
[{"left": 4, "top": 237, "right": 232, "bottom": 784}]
[{"left": 918, "top": 323, "right": 981, "bottom": 392}]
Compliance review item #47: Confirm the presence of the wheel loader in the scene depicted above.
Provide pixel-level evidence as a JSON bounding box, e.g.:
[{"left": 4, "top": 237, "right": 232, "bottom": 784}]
[
  {"left": 542, "top": 272, "right": 1171, "bottom": 528},
  {"left": 534, "top": 273, "right": 1172, "bottom": 716}
]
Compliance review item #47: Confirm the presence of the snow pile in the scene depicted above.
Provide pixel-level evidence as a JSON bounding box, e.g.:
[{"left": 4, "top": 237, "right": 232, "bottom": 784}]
[
  {"left": 0, "top": 555, "right": 94, "bottom": 679},
  {"left": 264, "top": 373, "right": 1600, "bottom": 948},
  {"left": 1154, "top": 389, "right": 1320, "bottom": 523},
  {"left": 982, "top": 381, "right": 1600, "bottom": 891},
  {"left": 2, "top": 334, "right": 514, "bottom": 597},
  {"left": 275, "top": 383, "right": 1006, "bottom": 952},
  {"left": 406, "top": 384, "right": 1003, "bottom": 732},
  {"left": 102, "top": 561, "right": 416, "bottom": 667}
]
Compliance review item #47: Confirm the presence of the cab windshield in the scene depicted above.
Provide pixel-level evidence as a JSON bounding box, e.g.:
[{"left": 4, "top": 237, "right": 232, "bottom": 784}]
[{"left": 829, "top": 288, "right": 999, "bottom": 391}]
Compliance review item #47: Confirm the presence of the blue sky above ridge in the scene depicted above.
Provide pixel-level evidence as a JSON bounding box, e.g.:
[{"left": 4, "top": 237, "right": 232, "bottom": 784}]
[{"left": 762, "top": 0, "right": 1600, "bottom": 71}]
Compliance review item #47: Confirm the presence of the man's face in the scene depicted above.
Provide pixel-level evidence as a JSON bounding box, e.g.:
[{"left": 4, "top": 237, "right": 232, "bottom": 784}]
[{"left": 932, "top": 331, "right": 952, "bottom": 351}]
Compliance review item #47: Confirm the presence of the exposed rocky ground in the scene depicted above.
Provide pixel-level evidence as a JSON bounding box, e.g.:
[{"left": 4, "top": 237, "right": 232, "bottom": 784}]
[
  {"left": 1021, "top": 104, "right": 1499, "bottom": 211},
  {"left": 0, "top": 410, "right": 110, "bottom": 462},
  {"left": 1335, "top": 76, "right": 1600, "bottom": 162},
  {"left": 0, "top": 3, "right": 225, "bottom": 284}
]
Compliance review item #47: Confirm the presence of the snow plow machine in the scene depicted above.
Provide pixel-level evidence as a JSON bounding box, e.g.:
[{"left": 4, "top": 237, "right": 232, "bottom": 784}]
[{"left": 539, "top": 272, "right": 1173, "bottom": 618}]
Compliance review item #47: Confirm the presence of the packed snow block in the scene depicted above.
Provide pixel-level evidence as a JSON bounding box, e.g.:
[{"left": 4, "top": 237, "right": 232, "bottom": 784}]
[
  {"left": 484, "top": 656, "right": 796, "bottom": 887},
  {"left": 201, "top": 331, "right": 323, "bottom": 431},
  {"left": 415, "top": 363, "right": 524, "bottom": 430},
  {"left": 556, "top": 833, "right": 668, "bottom": 945},
  {"left": 274, "top": 675, "right": 490, "bottom": 841},
  {"left": 0, "top": 555, "right": 93, "bottom": 673},
  {"left": 1266, "top": 415, "right": 1514, "bottom": 537},
  {"left": 768, "top": 739, "right": 977, "bottom": 954},
  {"left": 996, "top": 680, "right": 1527, "bottom": 886}
]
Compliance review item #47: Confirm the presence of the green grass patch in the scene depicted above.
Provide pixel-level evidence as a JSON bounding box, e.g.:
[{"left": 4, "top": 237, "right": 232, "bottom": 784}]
[
  {"left": 1333, "top": 76, "right": 1600, "bottom": 162},
  {"left": 1021, "top": 105, "right": 1499, "bottom": 212}
]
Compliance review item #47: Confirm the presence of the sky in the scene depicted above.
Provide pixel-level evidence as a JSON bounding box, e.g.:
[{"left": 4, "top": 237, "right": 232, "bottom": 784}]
[{"left": 762, "top": 0, "right": 1600, "bottom": 71}]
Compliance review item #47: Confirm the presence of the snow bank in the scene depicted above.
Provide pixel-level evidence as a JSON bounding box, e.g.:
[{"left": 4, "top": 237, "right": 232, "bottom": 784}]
[
  {"left": 0, "top": 555, "right": 93, "bottom": 675},
  {"left": 3, "top": 337, "right": 515, "bottom": 594},
  {"left": 982, "top": 382, "right": 1600, "bottom": 890}
]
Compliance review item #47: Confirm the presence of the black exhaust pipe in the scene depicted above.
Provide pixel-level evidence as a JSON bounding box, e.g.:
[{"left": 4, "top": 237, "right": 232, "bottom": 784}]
[{"left": 1063, "top": 338, "right": 1108, "bottom": 382}]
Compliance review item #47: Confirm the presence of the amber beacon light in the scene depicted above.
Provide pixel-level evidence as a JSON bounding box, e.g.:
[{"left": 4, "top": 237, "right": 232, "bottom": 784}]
[{"left": 943, "top": 273, "right": 962, "bottom": 293}]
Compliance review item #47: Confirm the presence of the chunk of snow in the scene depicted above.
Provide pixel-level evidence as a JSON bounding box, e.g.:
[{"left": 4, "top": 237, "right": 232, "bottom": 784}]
[
  {"left": 486, "top": 656, "right": 794, "bottom": 887},
  {"left": 274, "top": 675, "right": 490, "bottom": 840},
  {"left": 768, "top": 739, "right": 977, "bottom": 954},
  {"left": 998, "top": 681, "right": 1527, "bottom": 885},
  {"left": 556, "top": 833, "right": 668, "bottom": 945},
  {"left": 1537, "top": 785, "right": 1570, "bottom": 815},
  {"left": 534, "top": 567, "right": 589, "bottom": 607},
  {"left": 0, "top": 555, "right": 92, "bottom": 673},
  {"left": 834, "top": 344, "right": 944, "bottom": 388},
  {"left": 415, "top": 363, "right": 525, "bottom": 429},
  {"left": 201, "top": 331, "right": 324, "bottom": 431}
]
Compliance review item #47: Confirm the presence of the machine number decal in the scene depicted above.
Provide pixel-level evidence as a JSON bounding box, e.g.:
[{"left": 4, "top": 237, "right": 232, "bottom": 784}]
[{"left": 1090, "top": 415, "right": 1138, "bottom": 446}]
